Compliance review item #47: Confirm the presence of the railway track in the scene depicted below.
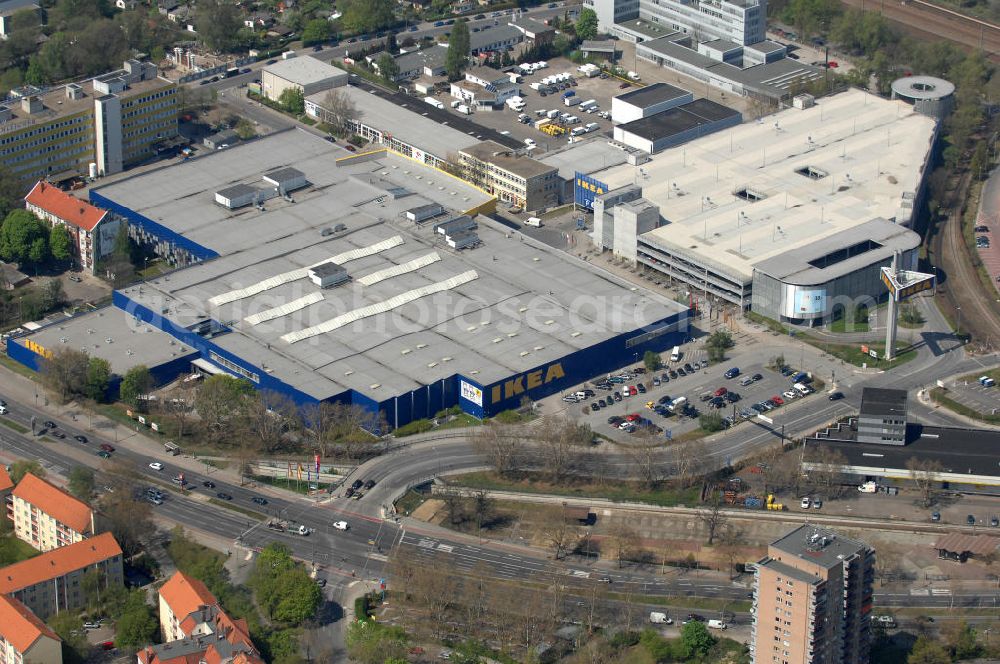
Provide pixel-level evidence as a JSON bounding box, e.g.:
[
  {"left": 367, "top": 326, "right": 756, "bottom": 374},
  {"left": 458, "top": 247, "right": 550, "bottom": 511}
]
[
  {"left": 931, "top": 169, "right": 1000, "bottom": 343},
  {"left": 839, "top": 0, "right": 1000, "bottom": 58}
]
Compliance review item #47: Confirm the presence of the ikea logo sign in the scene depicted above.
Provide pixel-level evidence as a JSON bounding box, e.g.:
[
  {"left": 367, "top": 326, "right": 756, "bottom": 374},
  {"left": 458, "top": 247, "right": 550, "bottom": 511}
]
[
  {"left": 491, "top": 363, "right": 565, "bottom": 403},
  {"left": 574, "top": 171, "right": 608, "bottom": 210}
]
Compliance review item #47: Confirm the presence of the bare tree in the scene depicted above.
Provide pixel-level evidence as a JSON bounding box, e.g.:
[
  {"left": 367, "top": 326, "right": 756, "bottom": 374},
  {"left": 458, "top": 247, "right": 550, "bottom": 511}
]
[
  {"left": 907, "top": 457, "right": 943, "bottom": 507},
  {"left": 608, "top": 521, "right": 640, "bottom": 569},
  {"left": 473, "top": 421, "right": 524, "bottom": 478},
  {"left": 671, "top": 439, "right": 709, "bottom": 487},
  {"left": 239, "top": 390, "right": 299, "bottom": 453},
  {"left": 300, "top": 401, "right": 341, "bottom": 458},
  {"left": 718, "top": 524, "right": 744, "bottom": 580},
  {"left": 544, "top": 515, "right": 575, "bottom": 560},
  {"left": 441, "top": 491, "right": 466, "bottom": 526},
  {"left": 472, "top": 489, "right": 494, "bottom": 534},
  {"left": 40, "top": 347, "right": 89, "bottom": 403},
  {"left": 627, "top": 439, "right": 665, "bottom": 488},
  {"left": 536, "top": 415, "right": 592, "bottom": 483},
  {"left": 699, "top": 490, "right": 729, "bottom": 545},
  {"left": 805, "top": 446, "right": 848, "bottom": 497},
  {"left": 320, "top": 87, "right": 359, "bottom": 136}
]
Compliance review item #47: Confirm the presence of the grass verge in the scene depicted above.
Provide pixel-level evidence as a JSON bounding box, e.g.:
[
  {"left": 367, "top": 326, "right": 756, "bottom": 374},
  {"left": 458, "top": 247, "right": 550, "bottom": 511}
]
[
  {"left": 250, "top": 474, "right": 332, "bottom": 494},
  {"left": 929, "top": 387, "right": 1000, "bottom": 424},
  {"left": 208, "top": 499, "right": 267, "bottom": 520},
  {"left": 395, "top": 488, "right": 430, "bottom": 516},
  {"left": 0, "top": 533, "right": 40, "bottom": 566},
  {"left": 448, "top": 471, "right": 702, "bottom": 507},
  {"left": 0, "top": 418, "right": 29, "bottom": 434},
  {"left": 800, "top": 337, "right": 917, "bottom": 370},
  {"left": 0, "top": 355, "right": 38, "bottom": 380}
]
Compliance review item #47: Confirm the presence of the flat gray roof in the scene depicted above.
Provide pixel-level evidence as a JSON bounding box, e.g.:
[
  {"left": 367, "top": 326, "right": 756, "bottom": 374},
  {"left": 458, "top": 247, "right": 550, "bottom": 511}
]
[
  {"left": 618, "top": 99, "right": 740, "bottom": 142},
  {"left": 615, "top": 18, "right": 680, "bottom": 40},
  {"left": 752, "top": 218, "right": 921, "bottom": 285},
  {"left": 24, "top": 306, "right": 194, "bottom": 374},
  {"left": 581, "top": 40, "right": 616, "bottom": 53},
  {"left": 217, "top": 183, "right": 257, "bottom": 199},
  {"left": 469, "top": 24, "right": 523, "bottom": 52},
  {"left": 756, "top": 558, "right": 821, "bottom": 585},
  {"left": 98, "top": 131, "right": 684, "bottom": 401},
  {"left": 746, "top": 39, "right": 785, "bottom": 54},
  {"left": 306, "top": 87, "right": 480, "bottom": 159},
  {"left": 0, "top": 0, "right": 37, "bottom": 16},
  {"left": 860, "top": 387, "right": 907, "bottom": 418},
  {"left": 395, "top": 45, "right": 447, "bottom": 73},
  {"left": 263, "top": 55, "right": 347, "bottom": 85},
  {"left": 539, "top": 139, "right": 630, "bottom": 180},
  {"left": 770, "top": 525, "right": 871, "bottom": 570},
  {"left": 461, "top": 141, "right": 557, "bottom": 179},
  {"left": 701, "top": 39, "right": 742, "bottom": 52},
  {"left": 616, "top": 82, "right": 690, "bottom": 109}
]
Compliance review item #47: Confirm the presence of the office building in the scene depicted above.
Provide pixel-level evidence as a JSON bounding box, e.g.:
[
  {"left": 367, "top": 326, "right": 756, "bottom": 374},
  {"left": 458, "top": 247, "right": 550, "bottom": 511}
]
[
  {"left": 751, "top": 525, "right": 875, "bottom": 664},
  {"left": 260, "top": 56, "right": 348, "bottom": 103},
  {"left": 857, "top": 387, "right": 907, "bottom": 445},
  {"left": 24, "top": 181, "right": 122, "bottom": 274},
  {"left": 457, "top": 140, "right": 560, "bottom": 211},
  {"left": 0, "top": 59, "right": 177, "bottom": 184},
  {"left": 0, "top": 532, "right": 123, "bottom": 618},
  {"left": 587, "top": 89, "right": 936, "bottom": 319},
  {"left": 11, "top": 473, "right": 99, "bottom": 552},
  {"left": 0, "top": 593, "right": 61, "bottom": 664}
]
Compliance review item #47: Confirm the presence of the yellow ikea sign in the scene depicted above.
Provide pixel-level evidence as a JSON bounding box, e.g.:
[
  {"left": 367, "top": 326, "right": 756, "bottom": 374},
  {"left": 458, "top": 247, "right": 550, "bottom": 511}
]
[
  {"left": 490, "top": 362, "right": 565, "bottom": 404},
  {"left": 24, "top": 339, "right": 52, "bottom": 359}
]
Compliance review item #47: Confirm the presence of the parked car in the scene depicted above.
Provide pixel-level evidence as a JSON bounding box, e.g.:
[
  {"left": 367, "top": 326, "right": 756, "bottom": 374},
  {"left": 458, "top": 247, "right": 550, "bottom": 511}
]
[
  {"left": 829, "top": 391, "right": 845, "bottom": 400},
  {"left": 724, "top": 367, "right": 740, "bottom": 379}
]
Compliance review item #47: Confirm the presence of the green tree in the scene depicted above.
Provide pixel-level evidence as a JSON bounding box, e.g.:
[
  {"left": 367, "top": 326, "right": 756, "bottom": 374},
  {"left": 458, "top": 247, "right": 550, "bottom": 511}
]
[
  {"left": 85, "top": 357, "right": 111, "bottom": 402},
  {"left": 575, "top": 7, "right": 598, "bottom": 40},
  {"left": 345, "top": 620, "right": 408, "bottom": 664},
  {"left": 445, "top": 18, "right": 470, "bottom": 81},
  {"left": 119, "top": 365, "right": 153, "bottom": 410},
  {"left": 302, "top": 17, "right": 331, "bottom": 45},
  {"left": 68, "top": 466, "right": 95, "bottom": 501},
  {"left": 48, "top": 612, "right": 89, "bottom": 662},
  {"left": 234, "top": 118, "right": 257, "bottom": 140},
  {"left": 9, "top": 459, "right": 44, "bottom": 483},
  {"left": 944, "top": 620, "right": 981, "bottom": 659},
  {"left": 699, "top": 411, "right": 724, "bottom": 432},
  {"left": 376, "top": 51, "right": 399, "bottom": 82},
  {"left": 0, "top": 209, "right": 49, "bottom": 267},
  {"left": 704, "top": 329, "right": 734, "bottom": 363},
  {"left": 115, "top": 602, "right": 158, "bottom": 649},
  {"left": 194, "top": 374, "right": 254, "bottom": 439},
  {"left": 49, "top": 225, "right": 73, "bottom": 262},
  {"left": 0, "top": 165, "right": 23, "bottom": 222},
  {"left": 642, "top": 350, "right": 662, "bottom": 372},
  {"left": 907, "top": 635, "right": 952, "bottom": 664},
  {"left": 679, "top": 620, "right": 716, "bottom": 658},
  {"left": 339, "top": 0, "right": 396, "bottom": 33},
  {"left": 278, "top": 87, "right": 305, "bottom": 115},
  {"left": 196, "top": 0, "right": 243, "bottom": 52},
  {"left": 249, "top": 543, "right": 321, "bottom": 625}
]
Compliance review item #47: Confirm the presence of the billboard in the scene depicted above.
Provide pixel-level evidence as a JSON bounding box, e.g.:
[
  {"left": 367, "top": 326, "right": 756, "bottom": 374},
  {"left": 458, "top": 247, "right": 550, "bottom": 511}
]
[
  {"left": 796, "top": 289, "right": 826, "bottom": 315},
  {"left": 459, "top": 380, "right": 483, "bottom": 407},
  {"left": 574, "top": 172, "right": 608, "bottom": 210}
]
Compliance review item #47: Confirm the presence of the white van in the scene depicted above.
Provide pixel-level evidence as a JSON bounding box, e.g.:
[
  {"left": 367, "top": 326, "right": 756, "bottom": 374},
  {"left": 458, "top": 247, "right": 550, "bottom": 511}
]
[
  {"left": 649, "top": 612, "right": 672, "bottom": 624},
  {"left": 667, "top": 396, "right": 687, "bottom": 412},
  {"left": 707, "top": 619, "right": 727, "bottom": 630},
  {"left": 525, "top": 217, "right": 542, "bottom": 227},
  {"left": 670, "top": 346, "right": 681, "bottom": 362},
  {"left": 793, "top": 382, "right": 811, "bottom": 396}
]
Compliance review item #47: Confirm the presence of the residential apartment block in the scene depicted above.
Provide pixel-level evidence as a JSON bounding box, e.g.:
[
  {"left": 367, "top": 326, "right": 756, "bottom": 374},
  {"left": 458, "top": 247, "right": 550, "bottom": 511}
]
[
  {"left": 457, "top": 140, "right": 559, "bottom": 211},
  {"left": 0, "top": 531, "right": 123, "bottom": 619},
  {"left": 0, "top": 593, "right": 62, "bottom": 664},
  {"left": 0, "top": 59, "right": 177, "bottom": 185},
  {"left": 751, "top": 526, "right": 875, "bottom": 664},
  {"left": 25, "top": 181, "right": 122, "bottom": 274},
  {"left": 11, "top": 473, "right": 98, "bottom": 552},
  {"left": 141, "top": 571, "right": 263, "bottom": 664}
]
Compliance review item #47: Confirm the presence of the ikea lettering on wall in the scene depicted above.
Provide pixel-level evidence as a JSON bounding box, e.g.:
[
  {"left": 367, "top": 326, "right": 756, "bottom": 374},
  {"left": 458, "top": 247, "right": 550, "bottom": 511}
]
[
  {"left": 460, "top": 380, "right": 483, "bottom": 407},
  {"left": 490, "top": 363, "right": 565, "bottom": 403}
]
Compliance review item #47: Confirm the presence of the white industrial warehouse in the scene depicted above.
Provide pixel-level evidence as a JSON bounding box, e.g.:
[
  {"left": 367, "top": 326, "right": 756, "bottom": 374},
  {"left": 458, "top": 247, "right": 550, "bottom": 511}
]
[{"left": 588, "top": 88, "right": 939, "bottom": 321}]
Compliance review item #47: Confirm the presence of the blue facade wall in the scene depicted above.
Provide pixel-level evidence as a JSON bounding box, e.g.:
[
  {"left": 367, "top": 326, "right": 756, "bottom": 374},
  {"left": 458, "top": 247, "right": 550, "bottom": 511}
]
[
  {"left": 575, "top": 172, "right": 610, "bottom": 210},
  {"left": 477, "top": 310, "right": 690, "bottom": 416},
  {"left": 89, "top": 191, "right": 219, "bottom": 262},
  {"left": 7, "top": 338, "right": 41, "bottom": 372}
]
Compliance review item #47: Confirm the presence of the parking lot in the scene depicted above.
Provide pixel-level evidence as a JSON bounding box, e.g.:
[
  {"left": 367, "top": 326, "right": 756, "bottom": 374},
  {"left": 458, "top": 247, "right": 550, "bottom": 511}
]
[
  {"left": 440, "top": 56, "right": 634, "bottom": 153},
  {"left": 557, "top": 348, "right": 826, "bottom": 443},
  {"left": 944, "top": 374, "right": 999, "bottom": 416}
]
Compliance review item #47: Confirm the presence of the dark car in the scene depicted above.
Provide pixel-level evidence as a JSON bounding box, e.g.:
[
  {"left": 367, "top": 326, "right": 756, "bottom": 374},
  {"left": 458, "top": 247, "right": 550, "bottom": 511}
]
[
  {"left": 683, "top": 363, "right": 694, "bottom": 373},
  {"left": 252, "top": 496, "right": 268, "bottom": 505},
  {"left": 364, "top": 479, "right": 376, "bottom": 490},
  {"left": 619, "top": 82, "right": 630, "bottom": 89},
  {"left": 43, "top": 420, "right": 56, "bottom": 429},
  {"left": 613, "top": 392, "right": 622, "bottom": 402},
  {"left": 409, "top": 25, "right": 418, "bottom": 31},
  {"left": 316, "top": 578, "right": 327, "bottom": 587},
  {"left": 724, "top": 367, "right": 740, "bottom": 379},
  {"left": 97, "top": 451, "right": 112, "bottom": 459},
  {"left": 203, "top": 480, "right": 216, "bottom": 488},
  {"left": 475, "top": 13, "right": 486, "bottom": 18},
  {"left": 931, "top": 511, "right": 940, "bottom": 522},
  {"left": 636, "top": 384, "right": 646, "bottom": 394},
  {"left": 780, "top": 366, "right": 794, "bottom": 376},
  {"left": 351, "top": 479, "right": 364, "bottom": 491},
  {"left": 217, "top": 492, "right": 233, "bottom": 501},
  {"left": 312, "top": 45, "right": 323, "bottom": 51},
  {"left": 240, "top": 67, "right": 251, "bottom": 74},
  {"left": 74, "top": 434, "right": 88, "bottom": 443},
  {"left": 725, "top": 391, "right": 740, "bottom": 403},
  {"left": 266, "top": 59, "right": 278, "bottom": 64},
  {"left": 50, "top": 431, "right": 65, "bottom": 439},
  {"left": 752, "top": 373, "right": 763, "bottom": 381},
  {"left": 668, "top": 370, "right": 678, "bottom": 379},
  {"left": 684, "top": 614, "right": 705, "bottom": 624},
  {"left": 968, "top": 514, "right": 977, "bottom": 525},
  {"left": 828, "top": 391, "right": 845, "bottom": 401},
  {"left": 975, "top": 225, "right": 990, "bottom": 233},
  {"left": 658, "top": 395, "right": 672, "bottom": 404},
  {"left": 434, "top": 20, "right": 445, "bottom": 26},
  {"left": 590, "top": 401, "right": 600, "bottom": 410}
]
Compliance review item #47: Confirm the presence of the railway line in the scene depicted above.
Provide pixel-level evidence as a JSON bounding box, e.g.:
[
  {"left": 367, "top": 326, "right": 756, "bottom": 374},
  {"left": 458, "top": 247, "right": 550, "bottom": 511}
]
[{"left": 839, "top": 0, "right": 1000, "bottom": 58}]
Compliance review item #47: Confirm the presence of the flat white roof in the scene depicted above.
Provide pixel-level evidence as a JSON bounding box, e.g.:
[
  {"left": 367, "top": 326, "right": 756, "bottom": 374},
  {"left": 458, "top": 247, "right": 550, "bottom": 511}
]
[
  {"left": 597, "top": 89, "right": 937, "bottom": 283},
  {"left": 263, "top": 56, "right": 347, "bottom": 85}
]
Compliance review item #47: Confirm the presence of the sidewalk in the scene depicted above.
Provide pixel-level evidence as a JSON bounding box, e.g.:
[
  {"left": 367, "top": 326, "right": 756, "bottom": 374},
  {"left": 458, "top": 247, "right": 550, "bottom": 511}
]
[{"left": 0, "top": 364, "right": 314, "bottom": 503}]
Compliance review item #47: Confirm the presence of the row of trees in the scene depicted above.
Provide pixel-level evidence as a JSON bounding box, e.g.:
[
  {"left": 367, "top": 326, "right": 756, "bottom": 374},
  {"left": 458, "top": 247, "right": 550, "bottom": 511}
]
[{"left": 40, "top": 348, "right": 112, "bottom": 403}]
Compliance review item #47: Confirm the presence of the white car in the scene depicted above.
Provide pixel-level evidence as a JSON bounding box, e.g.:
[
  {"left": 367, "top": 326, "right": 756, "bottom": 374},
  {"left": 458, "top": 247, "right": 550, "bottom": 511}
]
[
  {"left": 783, "top": 390, "right": 798, "bottom": 400},
  {"left": 332, "top": 520, "right": 349, "bottom": 531},
  {"left": 524, "top": 138, "right": 536, "bottom": 147},
  {"left": 800, "top": 497, "right": 811, "bottom": 509},
  {"left": 149, "top": 462, "right": 164, "bottom": 471}
]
